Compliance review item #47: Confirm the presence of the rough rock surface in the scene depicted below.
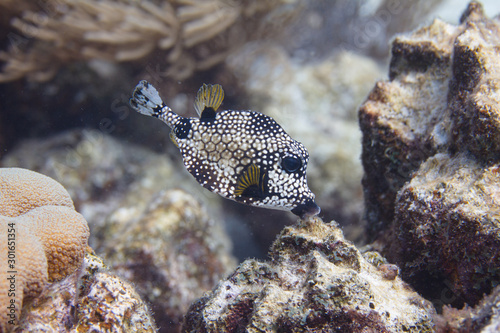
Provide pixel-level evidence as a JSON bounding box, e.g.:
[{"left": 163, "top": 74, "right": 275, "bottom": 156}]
[
  {"left": 183, "top": 217, "right": 436, "bottom": 332},
  {"left": 435, "top": 284, "right": 500, "bottom": 332},
  {"left": 358, "top": 1, "right": 500, "bottom": 308},
  {"left": 101, "top": 189, "right": 236, "bottom": 332},
  {"left": 15, "top": 252, "right": 157, "bottom": 332},
  {"left": 390, "top": 153, "right": 500, "bottom": 308}
]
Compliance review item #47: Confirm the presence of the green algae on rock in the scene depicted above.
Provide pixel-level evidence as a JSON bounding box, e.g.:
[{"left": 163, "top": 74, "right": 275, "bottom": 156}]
[
  {"left": 183, "top": 217, "right": 435, "bottom": 332},
  {"left": 15, "top": 252, "right": 157, "bottom": 332},
  {"left": 358, "top": 0, "right": 500, "bottom": 310}
]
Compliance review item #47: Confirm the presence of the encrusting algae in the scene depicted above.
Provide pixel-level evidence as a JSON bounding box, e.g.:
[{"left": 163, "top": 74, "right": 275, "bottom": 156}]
[{"left": 130, "top": 81, "right": 321, "bottom": 218}]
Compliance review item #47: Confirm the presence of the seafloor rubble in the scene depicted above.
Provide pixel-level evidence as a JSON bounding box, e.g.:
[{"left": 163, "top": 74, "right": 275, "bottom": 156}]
[
  {"left": 16, "top": 252, "right": 157, "bottom": 332},
  {"left": 101, "top": 189, "right": 236, "bottom": 331},
  {"left": 183, "top": 217, "right": 436, "bottom": 332},
  {"left": 359, "top": 0, "right": 500, "bottom": 312}
]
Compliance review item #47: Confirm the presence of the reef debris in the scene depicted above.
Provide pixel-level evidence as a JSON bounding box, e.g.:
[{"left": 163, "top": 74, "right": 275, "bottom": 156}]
[
  {"left": 358, "top": 1, "right": 500, "bottom": 308},
  {"left": 15, "top": 251, "right": 157, "bottom": 332},
  {"left": 183, "top": 217, "right": 436, "bottom": 332}
]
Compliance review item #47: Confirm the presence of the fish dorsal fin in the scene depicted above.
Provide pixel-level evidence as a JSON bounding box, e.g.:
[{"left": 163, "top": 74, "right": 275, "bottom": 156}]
[
  {"left": 194, "top": 83, "right": 224, "bottom": 119},
  {"left": 235, "top": 164, "right": 266, "bottom": 198}
]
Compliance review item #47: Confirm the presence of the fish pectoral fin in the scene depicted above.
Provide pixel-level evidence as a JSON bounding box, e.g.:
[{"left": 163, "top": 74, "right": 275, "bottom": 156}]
[
  {"left": 235, "top": 164, "right": 266, "bottom": 199},
  {"left": 169, "top": 131, "right": 179, "bottom": 148},
  {"left": 194, "top": 83, "right": 224, "bottom": 119}
]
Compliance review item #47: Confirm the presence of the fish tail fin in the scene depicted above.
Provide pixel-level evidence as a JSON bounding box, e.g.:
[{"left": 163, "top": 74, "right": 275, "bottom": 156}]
[
  {"left": 194, "top": 83, "right": 224, "bottom": 117},
  {"left": 130, "top": 80, "right": 167, "bottom": 117}
]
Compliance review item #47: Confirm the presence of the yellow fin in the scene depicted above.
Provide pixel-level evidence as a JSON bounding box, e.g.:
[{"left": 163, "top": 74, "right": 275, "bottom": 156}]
[
  {"left": 235, "top": 164, "right": 265, "bottom": 198},
  {"left": 169, "top": 131, "right": 179, "bottom": 148},
  {"left": 194, "top": 83, "right": 224, "bottom": 117}
]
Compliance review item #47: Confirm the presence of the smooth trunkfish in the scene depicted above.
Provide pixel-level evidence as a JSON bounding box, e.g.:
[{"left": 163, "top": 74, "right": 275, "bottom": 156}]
[{"left": 130, "top": 81, "right": 320, "bottom": 218}]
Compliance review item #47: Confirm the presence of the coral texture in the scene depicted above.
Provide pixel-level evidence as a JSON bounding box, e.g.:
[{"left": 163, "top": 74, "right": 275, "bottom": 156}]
[
  {"left": 0, "top": 167, "right": 74, "bottom": 217},
  {"left": 0, "top": 0, "right": 299, "bottom": 82},
  {"left": 16, "top": 252, "right": 157, "bottom": 332},
  {"left": 0, "top": 168, "right": 90, "bottom": 331},
  {"left": 358, "top": 1, "right": 500, "bottom": 308},
  {"left": 2, "top": 131, "right": 237, "bottom": 332},
  {"left": 102, "top": 189, "right": 236, "bottom": 332},
  {"left": 183, "top": 217, "right": 435, "bottom": 332}
]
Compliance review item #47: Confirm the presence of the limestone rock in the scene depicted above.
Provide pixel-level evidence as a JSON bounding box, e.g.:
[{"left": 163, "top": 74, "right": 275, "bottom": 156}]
[
  {"left": 389, "top": 153, "right": 500, "bottom": 307},
  {"left": 183, "top": 217, "right": 435, "bottom": 332},
  {"left": 15, "top": 252, "right": 157, "bottom": 332},
  {"left": 358, "top": 1, "right": 500, "bottom": 309},
  {"left": 436, "top": 285, "right": 500, "bottom": 332}
]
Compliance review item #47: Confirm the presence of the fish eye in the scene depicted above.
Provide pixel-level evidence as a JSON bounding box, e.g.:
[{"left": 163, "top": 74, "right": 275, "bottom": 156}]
[{"left": 281, "top": 156, "right": 302, "bottom": 173}]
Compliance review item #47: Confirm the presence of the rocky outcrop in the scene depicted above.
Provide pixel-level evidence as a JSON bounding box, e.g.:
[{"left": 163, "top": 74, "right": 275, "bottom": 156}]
[
  {"left": 359, "top": 1, "right": 500, "bottom": 309},
  {"left": 183, "top": 217, "right": 436, "bottom": 332}
]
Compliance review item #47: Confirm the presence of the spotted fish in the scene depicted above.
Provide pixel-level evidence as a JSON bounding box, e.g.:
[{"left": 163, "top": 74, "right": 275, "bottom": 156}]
[{"left": 130, "top": 80, "right": 320, "bottom": 218}]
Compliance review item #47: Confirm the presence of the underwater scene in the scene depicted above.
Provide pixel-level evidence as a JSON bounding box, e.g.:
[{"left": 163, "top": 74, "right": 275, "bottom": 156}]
[{"left": 0, "top": 0, "right": 500, "bottom": 332}]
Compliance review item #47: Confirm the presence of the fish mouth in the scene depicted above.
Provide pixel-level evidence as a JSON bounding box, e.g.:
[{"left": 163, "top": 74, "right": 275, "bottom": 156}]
[{"left": 291, "top": 199, "right": 321, "bottom": 219}]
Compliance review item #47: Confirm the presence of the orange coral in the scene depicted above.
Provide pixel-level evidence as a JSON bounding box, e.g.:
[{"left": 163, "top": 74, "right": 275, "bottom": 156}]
[{"left": 0, "top": 168, "right": 89, "bottom": 331}]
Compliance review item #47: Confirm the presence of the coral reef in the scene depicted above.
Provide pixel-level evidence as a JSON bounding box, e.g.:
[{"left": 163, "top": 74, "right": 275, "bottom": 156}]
[
  {"left": 0, "top": 0, "right": 300, "bottom": 82},
  {"left": 0, "top": 166, "right": 74, "bottom": 216},
  {"left": 102, "top": 189, "right": 236, "bottom": 332},
  {"left": 359, "top": 1, "right": 500, "bottom": 308},
  {"left": 1, "top": 131, "right": 237, "bottom": 332},
  {"left": 0, "top": 167, "right": 90, "bottom": 331},
  {"left": 183, "top": 217, "right": 436, "bottom": 332},
  {"left": 227, "top": 45, "right": 383, "bottom": 241},
  {"left": 16, "top": 252, "right": 157, "bottom": 332}
]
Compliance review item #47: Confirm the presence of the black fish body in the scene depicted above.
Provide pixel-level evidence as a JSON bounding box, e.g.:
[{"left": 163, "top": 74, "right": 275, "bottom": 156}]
[{"left": 130, "top": 80, "right": 320, "bottom": 218}]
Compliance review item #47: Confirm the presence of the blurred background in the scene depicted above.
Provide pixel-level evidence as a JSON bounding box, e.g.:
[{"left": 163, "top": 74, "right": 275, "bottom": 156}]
[{"left": 1, "top": 0, "right": 499, "bottom": 261}]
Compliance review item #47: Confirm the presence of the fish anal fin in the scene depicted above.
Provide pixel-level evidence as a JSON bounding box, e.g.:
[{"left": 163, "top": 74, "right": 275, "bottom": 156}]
[
  {"left": 194, "top": 83, "right": 224, "bottom": 118},
  {"left": 235, "top": 164, "right": 266, "bottom": 199}
]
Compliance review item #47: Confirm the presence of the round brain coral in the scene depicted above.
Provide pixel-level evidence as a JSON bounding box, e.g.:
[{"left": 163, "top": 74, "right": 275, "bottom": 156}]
[
  {"left": 0, "top": 167, "right": 74, "bottom": 217},
  {"left": 0, "top": 167, "right": 90, "bottom": 332}
]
